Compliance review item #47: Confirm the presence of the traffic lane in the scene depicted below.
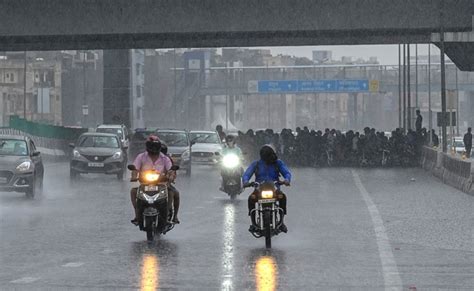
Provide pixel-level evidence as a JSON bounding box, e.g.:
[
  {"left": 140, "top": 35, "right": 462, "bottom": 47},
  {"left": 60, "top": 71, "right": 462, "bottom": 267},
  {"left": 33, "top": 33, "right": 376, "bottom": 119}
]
[
  {"left": 229, "top": 167, "right": 386, "bottom": 290},
  {"left": 0, "top": 163, "right": 228, "bottom": 289},
  {"left": 357, "top": 168, "right": 474, "bottom": 289},
  {"left": 0, "top": 163, "right": 386, "bottom": 289}
]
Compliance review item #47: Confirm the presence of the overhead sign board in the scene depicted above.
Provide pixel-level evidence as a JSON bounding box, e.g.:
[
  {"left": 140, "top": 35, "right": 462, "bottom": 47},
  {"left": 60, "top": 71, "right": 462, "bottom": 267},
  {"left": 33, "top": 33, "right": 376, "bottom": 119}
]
[{"left": 248, "top": 79, "right": 377, "bottom": 94}]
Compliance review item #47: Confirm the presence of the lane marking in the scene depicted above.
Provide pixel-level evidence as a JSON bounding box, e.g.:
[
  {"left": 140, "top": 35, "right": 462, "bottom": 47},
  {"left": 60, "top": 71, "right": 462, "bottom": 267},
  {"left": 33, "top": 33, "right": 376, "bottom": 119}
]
[
  {"left": 351, "top": 170, "right": 402, "bottom": 291},
  {"left": 10, "top": 277, "right": 40, "bottom": 284},
  {"left": 62, "top": 262, "right": 84, "bottom": 268}
]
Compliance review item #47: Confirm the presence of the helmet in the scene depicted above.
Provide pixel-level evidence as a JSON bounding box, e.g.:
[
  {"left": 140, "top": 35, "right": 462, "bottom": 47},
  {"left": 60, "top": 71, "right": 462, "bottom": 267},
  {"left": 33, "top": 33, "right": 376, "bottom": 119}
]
[
  {"left": 160, "top": 143, "right": 168, "bottom": 155},
  {"left": 225, "top": 135, "right": 235, "bottom": 146},
  {"left": 146, "top": 135, "right": 161, "bottom": 155},
  {"left": 260, "top": 144, "right": 277, "bottom": 164}
]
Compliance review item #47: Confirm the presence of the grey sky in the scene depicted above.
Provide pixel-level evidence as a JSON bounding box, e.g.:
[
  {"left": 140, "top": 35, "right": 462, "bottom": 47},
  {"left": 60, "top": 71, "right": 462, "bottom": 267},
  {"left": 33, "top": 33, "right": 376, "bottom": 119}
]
[{"left": 257, "top": 44, "right": 440, "bottom": 65}]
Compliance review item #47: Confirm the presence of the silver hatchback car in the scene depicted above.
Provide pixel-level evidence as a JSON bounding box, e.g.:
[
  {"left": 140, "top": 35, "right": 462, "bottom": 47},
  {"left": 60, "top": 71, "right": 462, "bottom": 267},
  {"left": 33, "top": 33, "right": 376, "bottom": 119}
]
[{"left": 0, "top": 135, "right": 44, "bottom": 198}]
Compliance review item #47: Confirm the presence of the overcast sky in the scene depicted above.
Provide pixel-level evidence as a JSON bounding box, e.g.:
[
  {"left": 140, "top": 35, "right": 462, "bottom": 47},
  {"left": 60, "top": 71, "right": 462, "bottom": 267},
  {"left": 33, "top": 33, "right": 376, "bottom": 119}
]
[{"left": 256, "top": 44, "right": 440, "bottom": 65}]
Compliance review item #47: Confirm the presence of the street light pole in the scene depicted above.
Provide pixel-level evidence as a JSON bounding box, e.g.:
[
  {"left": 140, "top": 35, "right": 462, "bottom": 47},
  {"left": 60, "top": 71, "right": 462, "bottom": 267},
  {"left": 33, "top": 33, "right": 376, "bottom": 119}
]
[
  {"left": 23, "top": 51, "right": 27, "bottom": 120},
  {"left": 407, "top": 44, "right": 412, "bottom": 130},
  {"left": 440, "top": 0, "right": 448, "bottom": 153},
  {"left": 455, "top": 66, "right": 459, "bottom": 136},
  {"left": 403, "top": 44, "right": 407, "bottom": 132},
  {"left": 398, "top": 44, "right": 402, "bottom": 129},
  {"left": 428, "top": 44, "right": 432, "bottom": 146}
]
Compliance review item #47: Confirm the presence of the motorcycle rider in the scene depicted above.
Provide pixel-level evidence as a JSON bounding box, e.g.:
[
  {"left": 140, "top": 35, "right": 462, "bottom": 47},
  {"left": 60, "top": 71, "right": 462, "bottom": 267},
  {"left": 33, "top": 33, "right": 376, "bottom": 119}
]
[
  {"left": 130, "top": 135, "right": 176, "bottom": 225},
  {"left": 220, "top": 135, "right": 243, "bottom": 192},
  {"left": 242, "top": 144, "right": 292, "bottom": 233},
  {"left": 160, "top": 143, "right": 181, "bottom": 224}
]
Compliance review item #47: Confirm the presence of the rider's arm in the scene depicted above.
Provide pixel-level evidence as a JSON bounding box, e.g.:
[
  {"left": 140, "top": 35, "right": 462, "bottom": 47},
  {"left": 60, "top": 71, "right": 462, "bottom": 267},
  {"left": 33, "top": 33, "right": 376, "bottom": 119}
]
[
  {"left": 277, "top": 160, "right": 292, "bottom": 183},
  {"left": 131, "top": 153, "right": 143, "bottom": 180},
  {"left": 242, "top": 161, "right": 257, "bottom": 184}
]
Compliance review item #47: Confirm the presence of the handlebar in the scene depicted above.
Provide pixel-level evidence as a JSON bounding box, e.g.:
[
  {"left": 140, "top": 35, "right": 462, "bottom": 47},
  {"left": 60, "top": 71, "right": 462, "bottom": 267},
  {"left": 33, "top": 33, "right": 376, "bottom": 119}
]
[{"left": 243, "top": 181, "right": 289, "bottom": 188}]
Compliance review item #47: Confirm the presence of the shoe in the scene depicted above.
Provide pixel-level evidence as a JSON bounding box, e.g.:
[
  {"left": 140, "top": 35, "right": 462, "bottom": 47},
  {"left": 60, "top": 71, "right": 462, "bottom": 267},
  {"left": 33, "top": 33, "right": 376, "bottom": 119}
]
[
  {"left": 130, "top": 218, "right": 139, "bottom": 226},
  {"left": 249, "top": 225, "right": 259, "bottom": 233},
  {"left": 279, "top": 223, "right": 288, "bottom": 233}
]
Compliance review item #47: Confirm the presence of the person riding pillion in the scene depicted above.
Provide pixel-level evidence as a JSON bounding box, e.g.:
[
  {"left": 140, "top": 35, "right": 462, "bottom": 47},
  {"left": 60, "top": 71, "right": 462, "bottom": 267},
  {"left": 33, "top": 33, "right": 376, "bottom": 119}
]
[{"left": 242, "top": 144, "right": 291, "bottom": 233}]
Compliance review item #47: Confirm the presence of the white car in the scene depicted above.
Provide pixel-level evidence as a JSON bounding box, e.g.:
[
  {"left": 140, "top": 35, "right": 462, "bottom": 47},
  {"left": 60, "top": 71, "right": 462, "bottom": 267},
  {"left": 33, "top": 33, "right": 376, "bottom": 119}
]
[
  {"left": 96, "top": 124, "right": 130, "bottom": 148},
  {"left": 449, "top": 137, "right": 465, "bottom": 155},
  {"left": 189, "top": 131, "right": 223, "bottom": 165}
]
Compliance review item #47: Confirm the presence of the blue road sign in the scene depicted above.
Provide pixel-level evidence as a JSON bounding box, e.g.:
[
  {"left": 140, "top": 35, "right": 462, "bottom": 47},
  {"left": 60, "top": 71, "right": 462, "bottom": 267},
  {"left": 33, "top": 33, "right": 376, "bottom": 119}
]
[{"left": 256, "top": 79, "right": 370, "bottom": 93}]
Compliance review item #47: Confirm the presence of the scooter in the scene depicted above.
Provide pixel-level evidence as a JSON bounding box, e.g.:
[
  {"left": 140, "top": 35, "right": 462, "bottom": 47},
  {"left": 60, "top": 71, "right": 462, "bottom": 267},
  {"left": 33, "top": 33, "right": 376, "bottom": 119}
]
[
  {"left": 128, "top": 164, "right": 178, "bottom": 241},
  {"left": 220, "top": 153, "right": 243, "bottom": 200}
]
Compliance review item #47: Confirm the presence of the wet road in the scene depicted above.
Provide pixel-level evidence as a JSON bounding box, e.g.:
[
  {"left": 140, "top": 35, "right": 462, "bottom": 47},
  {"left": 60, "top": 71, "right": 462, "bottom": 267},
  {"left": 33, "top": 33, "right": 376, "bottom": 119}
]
[{"left": 1, "top": 163, "right": 474, "bottom": 290}]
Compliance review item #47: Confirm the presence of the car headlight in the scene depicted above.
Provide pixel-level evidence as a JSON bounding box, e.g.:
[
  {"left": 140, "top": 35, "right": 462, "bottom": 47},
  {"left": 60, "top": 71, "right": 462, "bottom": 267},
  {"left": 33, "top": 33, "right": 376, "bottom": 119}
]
[
  {"left": 112, "top": 151, "right": 122, "bottom": 159},
  {"left": 222, "top": 154, "right": 240, "bottom": 168},
  {"left": 73, "top": 150, "right": 81, "bottom": 158},
  {"left": 182, "top": 149, "right": 190, "bottom": 160},
  {"left": 16, "top": 161, "right": 32, "bottom": 172},
  {"left": 261, "top": 190, "right": 274, "bottom": 199}
]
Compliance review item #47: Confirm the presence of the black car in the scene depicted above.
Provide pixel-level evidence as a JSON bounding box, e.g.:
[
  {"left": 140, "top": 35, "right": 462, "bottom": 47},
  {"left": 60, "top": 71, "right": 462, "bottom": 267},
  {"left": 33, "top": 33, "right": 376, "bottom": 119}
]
[
  {"left": 0, "top": 135, "right": 44, "bottom": 198},
  {"left": 69, "top": 133, "right": 127, "bottom": 180}
]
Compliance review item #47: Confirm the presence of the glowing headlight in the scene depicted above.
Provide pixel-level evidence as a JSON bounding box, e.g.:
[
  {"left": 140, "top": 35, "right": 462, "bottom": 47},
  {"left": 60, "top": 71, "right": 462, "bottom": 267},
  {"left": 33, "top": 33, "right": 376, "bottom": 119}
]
[
  {"left": 16, "top": 161, "right": 32, "bottom": 172},
  {"left": 144, "top": 172, "right": 160, "bottom": 182},
  {"left": 222, "top": 154, "right": 240, "bottom": 168},
  {"left": 73, "top": 150, "right": 81, "bottom": 158},
  {"left": 261, "top": 190, "right": 274, "bottom": 199},
  {"left": 112, "top": 151, "right": 122, "bottom": 159}
]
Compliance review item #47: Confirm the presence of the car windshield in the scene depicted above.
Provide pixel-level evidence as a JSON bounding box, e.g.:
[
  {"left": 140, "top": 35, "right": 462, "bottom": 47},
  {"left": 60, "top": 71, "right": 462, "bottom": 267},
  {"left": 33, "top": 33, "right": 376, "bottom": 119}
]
[
  {"left": 0, "top": 139, "right": 28, "bottom": 156},
  {"left": 131, "top": 131, "right": 155, "bottom": 141},
  {"left": 97, "top": 128, "right": 122, "bottom": 137},
  {"left": 190, "top": 132, "right": 220, "bottom": 144},
  {"left": 78, "top": 136, "right": 119, "bottom": 148},
  {"left": 156, "top": 132, "right": 189, "bottom": 147}
]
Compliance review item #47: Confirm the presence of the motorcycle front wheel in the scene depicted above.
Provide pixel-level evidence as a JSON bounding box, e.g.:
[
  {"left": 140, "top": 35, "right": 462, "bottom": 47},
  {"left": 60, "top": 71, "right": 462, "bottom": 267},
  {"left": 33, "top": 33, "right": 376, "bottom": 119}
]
[
  {"left": 145, "top": 216, "right": 156, "bottom": 241},
  {"left": 263, "top": 210, "right": 272, "bottom": 248}
]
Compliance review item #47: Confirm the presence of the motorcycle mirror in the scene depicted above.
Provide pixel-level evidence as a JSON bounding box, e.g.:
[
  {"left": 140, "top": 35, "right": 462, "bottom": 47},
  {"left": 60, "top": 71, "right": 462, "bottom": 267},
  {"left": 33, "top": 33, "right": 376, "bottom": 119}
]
[{"left": 127, "top": 164, "right": 137, "bottom": 171}]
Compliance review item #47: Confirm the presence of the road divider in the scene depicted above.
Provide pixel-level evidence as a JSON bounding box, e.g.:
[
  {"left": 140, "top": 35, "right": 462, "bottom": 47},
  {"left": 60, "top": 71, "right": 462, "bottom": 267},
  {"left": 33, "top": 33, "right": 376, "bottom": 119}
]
[{"left": 421, "top": 146, "right": 473, "bottom": 195}]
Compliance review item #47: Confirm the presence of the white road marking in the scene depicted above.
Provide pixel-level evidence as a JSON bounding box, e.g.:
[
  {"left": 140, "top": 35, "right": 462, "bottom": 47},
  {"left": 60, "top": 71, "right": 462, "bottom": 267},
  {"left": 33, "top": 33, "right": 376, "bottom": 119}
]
[
  {"left": 10, "top": 277, "right": 40, "bottom": 284},
  {"left": 352, "top": 170, "right": 402, "bottom": 291},
  {"left": 62, "top": 262, "right": 84, "bottom": 267}
]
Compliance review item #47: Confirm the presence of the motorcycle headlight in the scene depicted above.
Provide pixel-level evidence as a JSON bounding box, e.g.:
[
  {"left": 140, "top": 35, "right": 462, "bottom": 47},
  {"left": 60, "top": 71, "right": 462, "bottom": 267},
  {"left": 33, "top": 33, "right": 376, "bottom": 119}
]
[
  {"left": 16, "top": 161, "right": 32, "bottom": 172},
  {"left": 182, "top": 149, "right": 190, "bottom": 160},
  {"left": 261, "top": 190, "right": 274, "bottom": 199},
  {"left": 222, "top": 154, "right": 240, "bottom": 168},
  {"left": 144, "top": 172, "right": 160, "bottom": 182},
  {"left": 112, "top": 151, "right": 122, "bottom": 159},
  {"left": 73, "top": 150, "right": 81, "bottom": 158},
  {"left": 140, "top": 192, "right": 159, "bottom": 204}
]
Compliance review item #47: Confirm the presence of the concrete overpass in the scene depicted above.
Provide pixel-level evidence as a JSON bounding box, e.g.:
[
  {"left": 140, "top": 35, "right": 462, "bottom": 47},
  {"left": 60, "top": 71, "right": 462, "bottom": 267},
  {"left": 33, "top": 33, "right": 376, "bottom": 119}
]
[{"left": 0, "top": 0, "right": 472, "bottom": 51}]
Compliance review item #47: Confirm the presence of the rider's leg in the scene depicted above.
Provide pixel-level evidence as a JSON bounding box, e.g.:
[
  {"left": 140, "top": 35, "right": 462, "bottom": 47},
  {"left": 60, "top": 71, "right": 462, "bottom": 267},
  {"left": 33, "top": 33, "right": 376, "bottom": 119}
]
[
  {"left": 170, "top": 186, "right": 180, "bottom": 223},
  {"left": 130, "top": 188, "right": 138, "bottom": 223}
]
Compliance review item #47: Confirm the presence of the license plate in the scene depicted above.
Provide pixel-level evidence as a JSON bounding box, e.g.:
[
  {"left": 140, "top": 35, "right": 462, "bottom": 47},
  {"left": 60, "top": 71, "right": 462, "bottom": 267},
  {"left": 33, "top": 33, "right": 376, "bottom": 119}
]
[
  {"left": 258, "top": 199, "right": 276, "bottom": 203},
  {"left": 0, "top": 177, "right": 7, "bottom": 183},
  {"left": 88, "top": 162, "right": 104, "bottom": 167},
  {"left": 144, "top": 185, "right": 160, "bottom": 192},
  {"left": 194, "top": 157, "right": 208, "bottom": 162}
]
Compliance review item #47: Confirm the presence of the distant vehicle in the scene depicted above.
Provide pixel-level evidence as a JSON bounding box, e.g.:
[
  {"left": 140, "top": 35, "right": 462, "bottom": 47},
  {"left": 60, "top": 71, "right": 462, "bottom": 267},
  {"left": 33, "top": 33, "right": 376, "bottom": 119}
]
[
  {"left": 155, "top": 129, "right": 191, "bottom": 176},
  {"left": 0, "top": 135, "right": 44, "bottom": 198},
  {"left": 69, "top": 133, "right": 127, "bottom": 180},
  {"left": 189, "top": 131, "right": 223, "bottom": 165},
  {"left": 96, "top": 124, "right": 130, "bottom": 149},
  {"left": 450, "top": 137, "right": 465, "bottom": 154},
  {"left": 129, "top": 128, "right": 158, "bottom": 162}
]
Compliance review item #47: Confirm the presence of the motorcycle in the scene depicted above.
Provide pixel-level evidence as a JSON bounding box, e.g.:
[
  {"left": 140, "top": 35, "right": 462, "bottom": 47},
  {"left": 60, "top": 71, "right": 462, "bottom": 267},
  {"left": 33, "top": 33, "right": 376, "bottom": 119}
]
[
  {"left": 245, "top": 181, "right": 287, "bottom": 248},
  {"left": 220, "top": 153, "right": 243, "bottom": 200},
  {"left": 128, "top": 164, "right": 178, "bottom": 241}
]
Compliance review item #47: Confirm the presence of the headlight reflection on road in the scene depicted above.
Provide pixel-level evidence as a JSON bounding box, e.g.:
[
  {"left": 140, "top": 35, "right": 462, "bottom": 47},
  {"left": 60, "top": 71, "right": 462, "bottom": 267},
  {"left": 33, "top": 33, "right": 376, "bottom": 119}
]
[
  {"left": 221, "top": 203, "right": 235, "bottom": 291},
  {"left": 140, "top": 254, "right": 159, "bottom": 291},
  {"left": 255, "top": 256, "right": 278, "bottom": 291}
]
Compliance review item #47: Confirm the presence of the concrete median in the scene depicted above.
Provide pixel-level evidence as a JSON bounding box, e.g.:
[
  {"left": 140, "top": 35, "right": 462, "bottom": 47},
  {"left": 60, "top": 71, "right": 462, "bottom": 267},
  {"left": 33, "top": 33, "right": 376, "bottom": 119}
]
[{"left": 422, "top": 146, "right": 474, "bottom": 195}]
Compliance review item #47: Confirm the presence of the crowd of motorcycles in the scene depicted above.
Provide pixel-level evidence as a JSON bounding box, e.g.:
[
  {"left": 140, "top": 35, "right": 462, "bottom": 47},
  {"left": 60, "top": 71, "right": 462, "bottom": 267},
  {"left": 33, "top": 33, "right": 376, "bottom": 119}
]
[{"left": 236, "top": 127, "right": 430, "bottom": 168}]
